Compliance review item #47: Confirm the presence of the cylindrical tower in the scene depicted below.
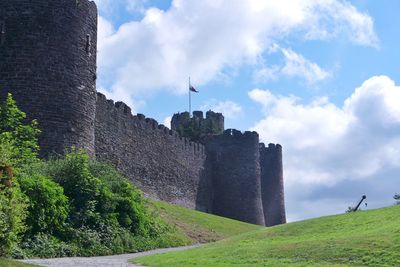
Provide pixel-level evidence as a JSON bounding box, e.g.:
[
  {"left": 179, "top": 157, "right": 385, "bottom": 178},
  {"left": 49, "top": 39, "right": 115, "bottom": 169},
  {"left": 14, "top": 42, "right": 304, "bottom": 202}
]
[
  {"left": 205, "top": 129, "right": 265, "bottom": 226},
  {"left": 260, "top": 143, "right": 286, "bottom": 226},
  {"left": 0, "top": 0, "right": 97, "bottom": 157}
]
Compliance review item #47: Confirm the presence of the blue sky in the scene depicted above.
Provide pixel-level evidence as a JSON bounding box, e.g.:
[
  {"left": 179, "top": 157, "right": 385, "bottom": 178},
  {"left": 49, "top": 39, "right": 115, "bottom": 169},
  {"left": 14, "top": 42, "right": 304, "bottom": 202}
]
[{"left": 94, "top": 0, "right": 400, "bottom": 221}]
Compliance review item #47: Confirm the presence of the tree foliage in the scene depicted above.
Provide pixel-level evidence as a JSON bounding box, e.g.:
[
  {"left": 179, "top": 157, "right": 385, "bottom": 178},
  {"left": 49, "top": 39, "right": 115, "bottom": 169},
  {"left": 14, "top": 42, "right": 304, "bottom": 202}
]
[
  {"left": 175, "top": 116, "right": 223, "bottom": 143},
  {"left": 18, "top": 174, "right": 69, "bottom": 237},
  {"left": 42, "top": 150, "right": 150, "bottom": 234},
  {"left": 0, "top": 93, "right": 40, "bottom": 166},
  {"left": 0, "top": 148, "right": 28, "bottom": 257}
]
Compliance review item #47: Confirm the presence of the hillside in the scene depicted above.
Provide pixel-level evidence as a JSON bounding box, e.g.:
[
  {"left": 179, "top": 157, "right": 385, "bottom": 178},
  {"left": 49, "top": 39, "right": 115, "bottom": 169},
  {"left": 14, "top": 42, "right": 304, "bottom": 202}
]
[
  {"left": 0, "top": 259, "right": 35, "bottom": 267},
  {"left": 134, "top": 205, "right": 400, "bottom": 266},
  {"left": 147, "top": 200, "right": 262, "bottom": 243}
]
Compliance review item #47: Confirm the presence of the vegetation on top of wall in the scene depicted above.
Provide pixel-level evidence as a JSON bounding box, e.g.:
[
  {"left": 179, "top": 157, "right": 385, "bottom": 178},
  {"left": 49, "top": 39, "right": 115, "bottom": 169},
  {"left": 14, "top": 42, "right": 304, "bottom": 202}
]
[{"left": 174, "top": 116, "right": 223, "bottom": 143}]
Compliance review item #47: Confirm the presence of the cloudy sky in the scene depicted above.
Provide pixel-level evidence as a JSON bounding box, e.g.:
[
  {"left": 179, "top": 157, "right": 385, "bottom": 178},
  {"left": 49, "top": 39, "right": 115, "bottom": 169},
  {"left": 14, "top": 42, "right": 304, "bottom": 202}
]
[{"left": 93, "top": 0, "right": 400, "bottom": 222}]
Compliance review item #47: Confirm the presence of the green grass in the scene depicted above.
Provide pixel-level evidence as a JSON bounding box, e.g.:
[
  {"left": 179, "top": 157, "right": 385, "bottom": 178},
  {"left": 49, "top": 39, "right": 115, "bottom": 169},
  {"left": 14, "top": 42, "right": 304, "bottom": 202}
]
[
  {"left": 0, "top": 259, "right": 36, "bottom": 267},
  {"left": 134, "top": 205, "right": 400, "bottom": 266},
  {"left": 147, "top": 200, "right": 262, "bottom": 243}
]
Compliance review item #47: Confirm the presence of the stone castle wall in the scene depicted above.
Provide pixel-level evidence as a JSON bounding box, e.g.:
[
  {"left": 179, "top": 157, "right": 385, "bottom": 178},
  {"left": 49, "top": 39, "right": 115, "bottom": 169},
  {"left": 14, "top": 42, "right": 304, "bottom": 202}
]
[
  {"left": 95, "top": 93, "right": 207, "bottom": 209},
  {"left": 260, "top": 143, "right": 287, "bottom": 226},
  {"left": 0, "top": 0, "right": 98, "bottom": 157},
  {"left": 205, "top": 129, "right": 265, "bottom": 225},
  {"left": 0, "top": 0, "right": 286, "bottom": 226}
]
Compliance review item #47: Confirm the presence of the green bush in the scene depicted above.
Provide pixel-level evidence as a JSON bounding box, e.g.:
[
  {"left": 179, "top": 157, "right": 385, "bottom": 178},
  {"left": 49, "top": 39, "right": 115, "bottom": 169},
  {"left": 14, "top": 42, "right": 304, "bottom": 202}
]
[
  {"left": 0, "top": 93, "right": 40, "bottom": 167},
  {"left": 0, "top": 164, "right": 27, "bottom": 257},
  {"left": 21, "top": 233, "right": 78, "bottom": 258},
  {"left": 41, "top": 151, "right": 150, "bottom": 234},
  {"left": 89, "top": 160, "right": 149, "bottom": 234},
  {"left": 18, "top": 174, "right": 69, "bottom": 237},
  {"left": 36, "top": 150, "right": 184, "bottom": 256},
  {"left": 0, "top": 94, "right": 38, "bottom": 257},
  {"left": 69, "top": 226, "right": 112, "bottom": 256},
  {"left": 42, "top": 151, "right": 104, "bottom": 228}
]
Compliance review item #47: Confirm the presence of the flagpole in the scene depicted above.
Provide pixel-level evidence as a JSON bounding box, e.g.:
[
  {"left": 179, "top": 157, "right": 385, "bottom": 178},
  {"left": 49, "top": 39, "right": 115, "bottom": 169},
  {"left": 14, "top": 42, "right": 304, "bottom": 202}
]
[{"left": 189, "top": 76, "right": 191, "bottom": 115}]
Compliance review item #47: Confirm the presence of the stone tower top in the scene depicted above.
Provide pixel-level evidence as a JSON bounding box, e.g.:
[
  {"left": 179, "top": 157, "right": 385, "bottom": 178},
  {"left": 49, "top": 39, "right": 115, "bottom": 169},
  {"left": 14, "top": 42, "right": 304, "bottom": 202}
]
[{"left": 171, "top": 110, "right": 224, "bottom": 143}]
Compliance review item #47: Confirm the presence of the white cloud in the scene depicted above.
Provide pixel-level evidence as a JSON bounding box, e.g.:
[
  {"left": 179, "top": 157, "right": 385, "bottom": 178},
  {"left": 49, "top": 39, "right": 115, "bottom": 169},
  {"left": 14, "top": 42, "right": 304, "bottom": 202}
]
[
  {"left": 281, "top": 48, "right": 331, "bottom": 84},
  {"left": 98, "top": 16, "right": 115, "bottom": 47},
  {"left": 163, "top": 116, "right": 172, "bottom": 128},
  {"left": 126, "top": 0, "right": 148, "bottom": 13},
  {"left": 249, "top": 76, "right": 400, "bottom": 220},
  {"left": 200, "top": 100, "right": 244, "bottom": 119},
  {"left": 303, "top": 0, "right": 379, "bottom": 47},
  {"left": 96, "top": 0, "right": 378, "bottom": 105},
  {"left": 254, "top": 46, "right": 331, "bottom": 84},
  {"left": 253, "top": 65, "right": 280, "bottom": 82}
]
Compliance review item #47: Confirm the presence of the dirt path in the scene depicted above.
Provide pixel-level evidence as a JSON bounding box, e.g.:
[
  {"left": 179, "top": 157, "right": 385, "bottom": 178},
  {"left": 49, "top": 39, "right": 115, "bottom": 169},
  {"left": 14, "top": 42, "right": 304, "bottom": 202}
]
[{"left": 19, "top": 245, "right": 200, "bottom": 267}]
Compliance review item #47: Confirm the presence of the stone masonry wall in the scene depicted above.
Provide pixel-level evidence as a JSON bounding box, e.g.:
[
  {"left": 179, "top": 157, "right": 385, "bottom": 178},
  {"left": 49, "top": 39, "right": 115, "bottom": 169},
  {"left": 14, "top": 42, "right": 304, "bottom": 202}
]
[
  {"left": 0, "top": 0, "right": 98, "bottom": 157},
  {"left": 260, "top": 143, "right": 287, "bottom": 226},
  {"left": 95, "top": 93, "right": 207, "bottom": 209},
  {"left": 205, "top": 129, "right": 265, "bottom": 225}
]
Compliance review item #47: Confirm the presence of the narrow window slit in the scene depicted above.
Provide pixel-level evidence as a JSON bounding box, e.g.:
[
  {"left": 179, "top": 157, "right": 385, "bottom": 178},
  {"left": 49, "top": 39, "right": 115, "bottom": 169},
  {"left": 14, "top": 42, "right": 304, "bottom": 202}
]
[
  {"left": 86, "top": 34, "right": 91, "bottom": 56},
  {"left": 0, "top": 20, "right": 5, "bottom": 46}
]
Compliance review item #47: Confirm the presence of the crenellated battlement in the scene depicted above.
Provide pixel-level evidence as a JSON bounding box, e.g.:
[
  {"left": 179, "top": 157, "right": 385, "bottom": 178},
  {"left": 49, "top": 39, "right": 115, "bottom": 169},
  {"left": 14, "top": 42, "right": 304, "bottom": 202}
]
[
  {"left": 171, "top": 110, "right": 224, "bottom": 143},
  {"left": 96, "top": 93, "right": 205, "bottom": 157},
  {"left": 222, "top": 129, "right": 259, "bottom": 139},
  {"left": 260, "top": 142, "right": 283, "bottom": 153}
]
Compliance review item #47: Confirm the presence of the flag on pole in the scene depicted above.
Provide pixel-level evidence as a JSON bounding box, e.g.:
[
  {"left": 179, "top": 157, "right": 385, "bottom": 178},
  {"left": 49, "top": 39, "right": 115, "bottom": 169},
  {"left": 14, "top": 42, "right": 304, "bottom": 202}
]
[{"left": 189, "top": 84, "right": 199, "bottom": 93}]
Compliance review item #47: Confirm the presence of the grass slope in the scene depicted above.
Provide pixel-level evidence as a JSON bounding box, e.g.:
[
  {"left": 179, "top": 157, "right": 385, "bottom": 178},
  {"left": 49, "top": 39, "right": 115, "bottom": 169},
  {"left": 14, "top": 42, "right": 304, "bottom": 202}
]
[
  {"left": 0, "top": 259, "right": 35, "bottom": 267},
  {"left": 147, "top": 200, "right": 262, "bottom": 243},
  {"left": 135, "top": 205, "right": 400, "bottom": 266}
]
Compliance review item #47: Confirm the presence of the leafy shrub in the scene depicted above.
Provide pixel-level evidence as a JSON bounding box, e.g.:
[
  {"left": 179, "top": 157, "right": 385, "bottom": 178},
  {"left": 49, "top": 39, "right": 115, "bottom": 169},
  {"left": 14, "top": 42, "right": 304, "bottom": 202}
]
[
  {"left": 21, "top": 233, "right": 78, "bottom": 258},
  {"left": 35, "top": 150, "right": 181, "bottom": 255},
  {"left": 0, "top": 93, "right": 40, "bottom": 166},
  {"left": 42, "top": 150, "right": 104, "bottom": 228},
  {"left": 18, "top": 174, "right": 69, "bottom": 237},
  {"left": 40, "top": 151, "right": 150, "bottom": 233},
  {"left": 0, "top": 163, "right": 27, "bottom": 257},
  {"left": 68, "top": 226, "right": 112, "bottom": 256},
  {"left": 88, "top": 160, "right": 149, "bottom": 234},
  {"left": 0, "top": 185, "right": 27, "bottom": 257},
  {"left": 0, "top": 94, "right": 39, "bottom": 257}
]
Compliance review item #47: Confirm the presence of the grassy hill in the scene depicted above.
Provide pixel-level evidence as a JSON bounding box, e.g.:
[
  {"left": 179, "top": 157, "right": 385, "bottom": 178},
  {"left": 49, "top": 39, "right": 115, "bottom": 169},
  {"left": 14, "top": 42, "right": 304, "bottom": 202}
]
[
  {"left": 134, "top": 205, "right": 400, "bottom": 266},
  {"left": 0, "top": 259, "right": 35, "bottom": 267},
  {"left": 147, "top": 200, "right": 262, "bottom": 243}
]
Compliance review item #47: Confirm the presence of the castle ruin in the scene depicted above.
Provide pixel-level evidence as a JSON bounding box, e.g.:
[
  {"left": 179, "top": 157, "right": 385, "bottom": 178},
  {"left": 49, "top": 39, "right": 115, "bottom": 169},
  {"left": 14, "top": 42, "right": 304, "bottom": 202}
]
[{"left": 0, "top": 0, "right": 286, "bottom": 226}]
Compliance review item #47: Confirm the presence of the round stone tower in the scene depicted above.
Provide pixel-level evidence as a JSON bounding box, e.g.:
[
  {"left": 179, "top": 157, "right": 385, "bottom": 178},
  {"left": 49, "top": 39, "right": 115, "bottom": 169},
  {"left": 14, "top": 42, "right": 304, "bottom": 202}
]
[
  {"left": 205, "top": 129, "right": 265, "bottom": 226},
  {"left": 0, "top": 0, "right": 98, "bottom": 157},
  {"left": 259, "top": 143, "right": 287, "bottom": 226}
]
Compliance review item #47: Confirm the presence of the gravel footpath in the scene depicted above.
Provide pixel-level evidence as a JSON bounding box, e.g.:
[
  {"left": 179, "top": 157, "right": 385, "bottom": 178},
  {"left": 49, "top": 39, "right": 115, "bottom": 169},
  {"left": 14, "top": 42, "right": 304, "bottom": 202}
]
[{"left": 19, "top": 245, "right": 200, "bottom": 267}]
